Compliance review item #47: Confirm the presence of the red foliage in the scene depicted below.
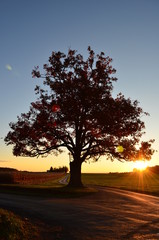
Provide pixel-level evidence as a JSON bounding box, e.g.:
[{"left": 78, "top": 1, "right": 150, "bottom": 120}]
[
  {"left": 5, "top": 47, "right": 155, "bottom": 176},
  {"left": 52, "top": 104, "right": 60, "bottom": 112}
]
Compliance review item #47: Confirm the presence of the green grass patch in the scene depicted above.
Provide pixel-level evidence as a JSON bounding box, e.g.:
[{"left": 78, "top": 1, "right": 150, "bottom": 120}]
[
  {"left": 1, "top": 171, "right": 159, "bottom": 198},
  {"left": 82, "top": 171, "right": 159, "bottom": 196},
  {"left": 0, "top": 208, "right": 39, "bottom": 240}
]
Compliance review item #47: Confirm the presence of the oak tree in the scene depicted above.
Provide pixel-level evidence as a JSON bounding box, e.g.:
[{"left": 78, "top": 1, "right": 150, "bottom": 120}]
[{"left": 5, "top": 47, "right": 154, "bottom": 187}]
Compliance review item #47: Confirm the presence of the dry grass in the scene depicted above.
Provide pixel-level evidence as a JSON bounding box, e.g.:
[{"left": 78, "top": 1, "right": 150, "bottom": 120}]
[
  {"left": 0, "top": 171, "right": 65, "bottom": 184},
  {"left": 0, "top": 208, "right": 39, "bottom": 240}
]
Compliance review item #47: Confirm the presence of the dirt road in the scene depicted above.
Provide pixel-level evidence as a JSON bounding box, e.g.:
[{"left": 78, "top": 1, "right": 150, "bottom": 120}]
[{"left": 0, "top": 187, "right": 159, "bottom": 239}]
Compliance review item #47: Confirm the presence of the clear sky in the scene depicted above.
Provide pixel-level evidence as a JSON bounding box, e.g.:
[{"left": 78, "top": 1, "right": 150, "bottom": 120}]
[{"left": 0, "top": 0, "right": 159, "bottom": 173}]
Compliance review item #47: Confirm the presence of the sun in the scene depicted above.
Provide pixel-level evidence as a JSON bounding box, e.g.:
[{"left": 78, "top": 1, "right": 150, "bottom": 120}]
[{"left": 134, "top": 161, "right": 148, "bottom": 171}]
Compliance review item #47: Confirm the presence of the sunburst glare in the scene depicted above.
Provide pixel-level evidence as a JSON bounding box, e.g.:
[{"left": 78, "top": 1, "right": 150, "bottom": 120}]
[{"left": 134, "top": 160, "right": 148, "bottom": 171}]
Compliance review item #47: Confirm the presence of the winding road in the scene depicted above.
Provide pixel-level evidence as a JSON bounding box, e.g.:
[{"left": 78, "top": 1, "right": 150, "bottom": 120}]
[{"left": 0, "top": 187, "right": 159, "bottom": 239}]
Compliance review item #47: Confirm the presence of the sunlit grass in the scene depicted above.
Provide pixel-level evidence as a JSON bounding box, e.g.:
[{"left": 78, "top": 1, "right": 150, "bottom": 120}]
[
  {"left": 82, "top": 171, "right": 159, "bottom": 195},
  {"left": 1, "top": 170, "right": 159, "bottom": 197}
]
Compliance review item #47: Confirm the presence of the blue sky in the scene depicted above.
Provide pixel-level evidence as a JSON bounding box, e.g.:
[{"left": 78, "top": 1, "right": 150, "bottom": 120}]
[{"left": 0, "top": 0, "right": 159, "bottom": 172}]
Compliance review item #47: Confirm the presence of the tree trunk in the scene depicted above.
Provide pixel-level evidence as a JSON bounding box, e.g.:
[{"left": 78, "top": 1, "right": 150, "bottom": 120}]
[{"left": 68, "top": 160, "right": 83, "bottom": 187}]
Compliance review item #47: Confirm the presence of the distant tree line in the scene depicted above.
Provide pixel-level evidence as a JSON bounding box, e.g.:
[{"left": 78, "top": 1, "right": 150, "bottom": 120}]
[
  {"left": 47, "top": 166, "right": 68, "bottom": 173},
  {"left": 147, "top": 165, "right": 159, "bottom": 174},
  {"left": 0, "top": 167, "right": 18, "bottom": 172}
]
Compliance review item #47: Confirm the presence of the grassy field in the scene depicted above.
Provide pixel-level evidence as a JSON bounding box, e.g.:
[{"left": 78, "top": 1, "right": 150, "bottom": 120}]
[
  {"left": 82, "top": 171, "right": 159, "bottom": 196},
  {"left": 1, "top": 170, "right": 159, "bottom": 196},
  {"left": 0, "top": 170, "right": 69, "bottom": 197}
]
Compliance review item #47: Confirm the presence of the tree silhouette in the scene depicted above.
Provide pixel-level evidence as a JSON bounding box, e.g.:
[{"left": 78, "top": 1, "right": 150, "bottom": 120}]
[{"left": 5, "top": 47, "right": 154, "bottom": 187}]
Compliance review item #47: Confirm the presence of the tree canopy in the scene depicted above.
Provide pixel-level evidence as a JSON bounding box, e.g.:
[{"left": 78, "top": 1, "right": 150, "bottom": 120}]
[{"left": 5, "top": 47, "right": 155, "bottom": 186}]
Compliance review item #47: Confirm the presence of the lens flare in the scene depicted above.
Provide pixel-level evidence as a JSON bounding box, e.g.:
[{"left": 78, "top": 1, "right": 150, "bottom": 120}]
[
  {"left": 52, "top": 104, "right": 60, "bottom": 112},
  {"left": 5, "top": 64, "right": 12, "bottom": 71},
  {"left": 116, "top": 145, "right": 124, "bottom": 153}
]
